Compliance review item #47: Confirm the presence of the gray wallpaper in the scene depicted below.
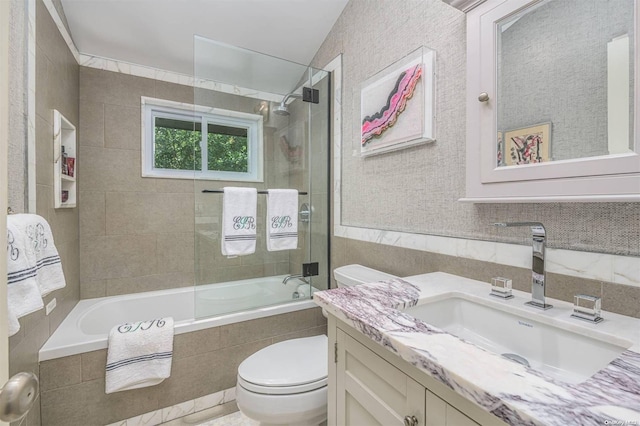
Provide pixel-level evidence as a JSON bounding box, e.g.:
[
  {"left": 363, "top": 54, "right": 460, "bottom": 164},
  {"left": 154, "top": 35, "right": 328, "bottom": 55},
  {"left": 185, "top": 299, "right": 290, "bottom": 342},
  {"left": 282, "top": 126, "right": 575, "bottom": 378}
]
[
  {"left": 311, "top": 0, "right": 639, "bottom": 257},
  {"left": 498, "top": 0, "right": 635, "bottom": 161}
]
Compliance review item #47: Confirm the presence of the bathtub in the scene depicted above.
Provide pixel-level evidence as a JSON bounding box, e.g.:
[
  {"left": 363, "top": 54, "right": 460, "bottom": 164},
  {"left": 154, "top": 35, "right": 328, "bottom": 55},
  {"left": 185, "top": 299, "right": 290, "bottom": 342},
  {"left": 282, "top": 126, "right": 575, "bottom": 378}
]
[{"left": 39, "top": 275, "right": 317, "bottom": 361}]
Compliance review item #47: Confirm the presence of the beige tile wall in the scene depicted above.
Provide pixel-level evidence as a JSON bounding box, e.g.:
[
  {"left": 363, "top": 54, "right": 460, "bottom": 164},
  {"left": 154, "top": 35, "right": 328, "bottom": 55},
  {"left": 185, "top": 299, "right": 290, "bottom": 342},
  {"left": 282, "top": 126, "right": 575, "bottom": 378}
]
[
  {"left": 39, "top": 307, "right": 327, "bottom": 426},
  {"left": 8, "top": 2, "right": 80, "bottom": 426},
  {"left": 79, "top": 68, "right": 329, "bottom": 297}
]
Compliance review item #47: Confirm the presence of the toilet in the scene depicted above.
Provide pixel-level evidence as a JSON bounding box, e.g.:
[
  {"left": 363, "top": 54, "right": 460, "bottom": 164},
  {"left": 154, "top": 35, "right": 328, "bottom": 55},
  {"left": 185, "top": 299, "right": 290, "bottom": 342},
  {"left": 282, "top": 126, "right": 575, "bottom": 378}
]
[{"left": 235, "top": 265, "right": 397, "bottom": 426}]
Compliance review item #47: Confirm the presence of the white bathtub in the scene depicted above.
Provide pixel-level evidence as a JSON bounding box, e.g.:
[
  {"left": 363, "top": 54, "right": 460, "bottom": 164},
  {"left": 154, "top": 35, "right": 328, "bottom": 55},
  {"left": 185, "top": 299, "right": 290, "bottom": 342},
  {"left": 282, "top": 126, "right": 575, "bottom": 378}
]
[{"left": 39, "top": 275, "right": 316, "bottom": 361}]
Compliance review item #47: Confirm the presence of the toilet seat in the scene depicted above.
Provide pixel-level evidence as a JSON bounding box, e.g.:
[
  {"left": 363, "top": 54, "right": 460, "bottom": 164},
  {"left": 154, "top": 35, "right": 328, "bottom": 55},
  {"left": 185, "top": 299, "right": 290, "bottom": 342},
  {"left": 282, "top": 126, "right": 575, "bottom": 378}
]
[
  {"left": 237, "top": 335, "right": 328, "bottom": 395},
  {"left": 238, "top": 374, "right": 327, "bottom": 395}
]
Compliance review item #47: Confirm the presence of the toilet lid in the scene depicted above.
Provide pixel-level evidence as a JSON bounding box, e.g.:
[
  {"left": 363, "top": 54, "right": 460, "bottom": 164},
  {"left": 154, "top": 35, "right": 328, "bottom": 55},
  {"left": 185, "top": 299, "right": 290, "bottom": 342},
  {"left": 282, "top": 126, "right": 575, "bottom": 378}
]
[{"left": 238, "top": 335, "right": 328, "bottom": 388}]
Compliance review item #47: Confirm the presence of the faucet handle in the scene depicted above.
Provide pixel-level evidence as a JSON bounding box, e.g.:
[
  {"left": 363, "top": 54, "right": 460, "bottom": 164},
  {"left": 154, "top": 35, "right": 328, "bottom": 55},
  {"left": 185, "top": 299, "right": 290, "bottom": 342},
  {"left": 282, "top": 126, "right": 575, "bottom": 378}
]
[
  {"left": 490, "top": 277, "right": 514, "bottom": 299},
  {"left": 571, "top": 294, "right": 603, "bottom": 324}
]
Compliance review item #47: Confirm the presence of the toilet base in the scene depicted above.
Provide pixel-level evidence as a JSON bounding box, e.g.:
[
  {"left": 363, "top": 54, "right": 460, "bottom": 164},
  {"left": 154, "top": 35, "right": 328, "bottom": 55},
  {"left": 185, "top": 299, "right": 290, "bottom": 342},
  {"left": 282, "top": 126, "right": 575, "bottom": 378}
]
[{"left": 236, "top": 382, "right": 327, "bottom": 426}]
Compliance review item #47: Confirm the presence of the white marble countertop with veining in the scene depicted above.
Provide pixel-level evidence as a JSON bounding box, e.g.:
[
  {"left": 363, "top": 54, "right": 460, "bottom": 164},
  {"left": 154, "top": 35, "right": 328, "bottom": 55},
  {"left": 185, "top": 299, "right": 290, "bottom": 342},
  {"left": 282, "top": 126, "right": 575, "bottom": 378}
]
[{"left": 313, "top": 272, "right": 640, "bottom": 426}]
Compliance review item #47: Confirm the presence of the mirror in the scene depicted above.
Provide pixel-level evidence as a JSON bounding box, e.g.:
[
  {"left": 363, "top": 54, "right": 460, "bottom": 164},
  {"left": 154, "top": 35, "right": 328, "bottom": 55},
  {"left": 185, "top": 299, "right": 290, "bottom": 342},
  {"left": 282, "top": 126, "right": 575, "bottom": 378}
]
[{"left": 496, "top": 0, "right": 635, "bottom": 167}]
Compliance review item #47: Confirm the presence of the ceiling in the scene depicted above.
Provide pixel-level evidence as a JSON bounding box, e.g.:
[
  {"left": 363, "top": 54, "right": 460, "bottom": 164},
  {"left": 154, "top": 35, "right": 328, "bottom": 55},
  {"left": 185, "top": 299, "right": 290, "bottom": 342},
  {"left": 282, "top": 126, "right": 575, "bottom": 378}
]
[{"left": 61, "top": 0, "right": 348, "bottom": 93}]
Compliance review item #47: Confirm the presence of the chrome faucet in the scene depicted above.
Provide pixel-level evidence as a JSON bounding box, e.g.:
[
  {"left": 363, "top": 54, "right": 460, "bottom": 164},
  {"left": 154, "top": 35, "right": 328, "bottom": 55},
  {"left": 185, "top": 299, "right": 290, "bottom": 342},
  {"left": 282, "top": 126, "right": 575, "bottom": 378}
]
[
  {"left": 292, "top": 282, "right": 311, "bottom": 299},
  {"left": 282, "top": 274, "right": 309, "bottom": 285},
  {"left": 493, "top": 222, "right": 552, "bottom": 310}
]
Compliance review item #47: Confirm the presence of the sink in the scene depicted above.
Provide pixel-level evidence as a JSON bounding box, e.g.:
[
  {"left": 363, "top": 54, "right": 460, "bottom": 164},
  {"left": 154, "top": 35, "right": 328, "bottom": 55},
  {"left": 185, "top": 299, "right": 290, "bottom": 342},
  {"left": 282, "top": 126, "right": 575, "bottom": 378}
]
[{"left": 404, "top": 295, "right": 632, "bottom": 384}]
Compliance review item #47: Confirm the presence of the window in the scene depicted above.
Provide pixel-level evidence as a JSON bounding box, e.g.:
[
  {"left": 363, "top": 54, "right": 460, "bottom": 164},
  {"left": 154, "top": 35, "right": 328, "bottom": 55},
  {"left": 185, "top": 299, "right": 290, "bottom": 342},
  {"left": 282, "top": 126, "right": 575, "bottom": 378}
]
[{"left": 142, "top": 98, "right": 263, "bottom": 181}]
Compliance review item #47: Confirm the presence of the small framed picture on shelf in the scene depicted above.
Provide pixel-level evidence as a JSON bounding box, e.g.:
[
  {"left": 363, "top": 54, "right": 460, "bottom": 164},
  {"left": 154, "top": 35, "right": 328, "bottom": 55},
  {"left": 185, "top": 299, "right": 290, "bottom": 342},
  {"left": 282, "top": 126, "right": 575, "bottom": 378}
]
[{"left": 61, "top": 191, "right": 69, "bottom": 203}]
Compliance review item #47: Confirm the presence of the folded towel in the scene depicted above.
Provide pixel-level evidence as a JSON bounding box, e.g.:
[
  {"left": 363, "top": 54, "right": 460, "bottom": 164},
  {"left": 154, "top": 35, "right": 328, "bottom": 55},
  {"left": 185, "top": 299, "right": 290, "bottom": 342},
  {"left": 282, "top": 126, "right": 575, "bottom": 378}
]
[
  {"left": 6, "top": 218, "right": 45, "bottom": 336},
  {"left": 266, "top": 189, "right": 298, "bottom": 251},
  {"left": 8, "top": 214, "right": 66, "bottom": 297},
  {"left": 221, "top": 187, "right": 257, "bottom": 256},
  {"left": 106, "top": 317, "right": 174, "bottom": 394}
]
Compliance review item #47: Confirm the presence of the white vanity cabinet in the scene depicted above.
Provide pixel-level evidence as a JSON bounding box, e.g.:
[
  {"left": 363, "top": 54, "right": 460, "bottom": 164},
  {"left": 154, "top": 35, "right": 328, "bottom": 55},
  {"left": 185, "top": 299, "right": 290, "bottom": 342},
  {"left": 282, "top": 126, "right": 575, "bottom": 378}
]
[
  {"left": 328, "top": 316, "right": 505, "bottom": 426},
  {"left": 463, "top": 0, "right": 639, "bottom": 203},
  {"left": 335, "top": 328, "right": 426, "bottom": 426}
]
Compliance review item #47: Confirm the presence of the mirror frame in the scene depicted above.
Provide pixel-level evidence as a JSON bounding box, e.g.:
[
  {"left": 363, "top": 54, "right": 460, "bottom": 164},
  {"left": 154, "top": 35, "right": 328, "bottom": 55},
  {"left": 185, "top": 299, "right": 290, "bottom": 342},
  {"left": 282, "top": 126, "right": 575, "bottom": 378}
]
[{"left": 464, "top": 0, "right": 640, "bottom": 203}]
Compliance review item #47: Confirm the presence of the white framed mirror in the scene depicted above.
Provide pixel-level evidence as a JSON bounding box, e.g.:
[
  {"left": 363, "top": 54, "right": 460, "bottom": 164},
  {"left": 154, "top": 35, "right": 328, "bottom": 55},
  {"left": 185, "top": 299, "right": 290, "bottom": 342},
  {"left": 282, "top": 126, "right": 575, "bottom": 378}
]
[{"left": 464, "top": 0, "right": 640, "bottom": 202}]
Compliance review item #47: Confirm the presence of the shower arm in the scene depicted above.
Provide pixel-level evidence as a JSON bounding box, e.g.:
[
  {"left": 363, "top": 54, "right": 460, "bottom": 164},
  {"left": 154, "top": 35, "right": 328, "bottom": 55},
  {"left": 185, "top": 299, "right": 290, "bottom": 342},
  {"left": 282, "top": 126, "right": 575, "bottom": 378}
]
[{"left": 280, "top": 93, "right": 303, "bottom": 105}]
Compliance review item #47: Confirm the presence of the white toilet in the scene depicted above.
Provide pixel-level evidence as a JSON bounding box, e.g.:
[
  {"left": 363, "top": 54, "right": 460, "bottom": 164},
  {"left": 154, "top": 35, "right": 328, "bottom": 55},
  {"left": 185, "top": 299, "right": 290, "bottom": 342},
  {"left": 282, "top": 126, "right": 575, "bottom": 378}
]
[{"left": 235, "top": 265, "right": 397, "bottom": 426}]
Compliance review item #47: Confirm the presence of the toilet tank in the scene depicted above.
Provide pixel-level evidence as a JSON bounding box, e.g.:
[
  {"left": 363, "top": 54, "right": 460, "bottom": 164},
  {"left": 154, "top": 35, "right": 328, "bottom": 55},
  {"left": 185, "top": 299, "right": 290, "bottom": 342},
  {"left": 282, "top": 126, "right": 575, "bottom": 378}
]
[{"left": 333, "top": 264, "right": 398, "bottom": 288}]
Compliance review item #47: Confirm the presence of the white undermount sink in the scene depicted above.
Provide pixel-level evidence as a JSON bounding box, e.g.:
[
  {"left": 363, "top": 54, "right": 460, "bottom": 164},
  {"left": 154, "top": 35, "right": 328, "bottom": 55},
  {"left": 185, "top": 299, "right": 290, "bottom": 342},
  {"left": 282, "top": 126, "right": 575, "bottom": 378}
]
[{"left": 404, "top": 295, "right": 633, "bottom": 384}]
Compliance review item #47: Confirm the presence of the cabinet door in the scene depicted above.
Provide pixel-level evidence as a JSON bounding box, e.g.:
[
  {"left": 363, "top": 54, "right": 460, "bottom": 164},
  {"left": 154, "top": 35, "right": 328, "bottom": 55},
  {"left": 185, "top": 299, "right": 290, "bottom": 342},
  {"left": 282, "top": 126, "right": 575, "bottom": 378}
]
[
  {"left": 426, "top": 390, "right": 479, "bottom": 426},
  {"left": 336, "top": 329, "right": 425, "bottom": 426}
]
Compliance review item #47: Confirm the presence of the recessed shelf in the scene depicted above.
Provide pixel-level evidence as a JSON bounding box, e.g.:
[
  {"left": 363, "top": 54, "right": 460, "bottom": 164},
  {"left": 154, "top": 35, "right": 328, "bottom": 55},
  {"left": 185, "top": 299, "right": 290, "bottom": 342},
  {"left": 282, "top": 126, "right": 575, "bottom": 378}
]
[{"left": 53, "top": 110, "right": 77, "bottom": 208}]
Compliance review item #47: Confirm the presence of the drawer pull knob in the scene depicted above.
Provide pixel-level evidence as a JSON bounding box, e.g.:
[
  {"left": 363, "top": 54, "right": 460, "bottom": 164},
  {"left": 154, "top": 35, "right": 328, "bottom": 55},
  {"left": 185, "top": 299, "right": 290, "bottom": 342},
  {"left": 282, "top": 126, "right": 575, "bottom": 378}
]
[
  {"left": 404, "top": 415, "right": 419, "bottom": 426},
  {"left": 478, "top": 92, "right": 490, "bottom": 102}
]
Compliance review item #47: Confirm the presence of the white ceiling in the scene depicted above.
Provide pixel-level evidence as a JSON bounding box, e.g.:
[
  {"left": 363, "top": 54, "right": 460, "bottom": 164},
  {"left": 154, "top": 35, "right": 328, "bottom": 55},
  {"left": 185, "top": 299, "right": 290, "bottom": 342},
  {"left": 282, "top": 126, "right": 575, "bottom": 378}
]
[{"left": 61, "top": 0, "right": 348, "bottom": 93}]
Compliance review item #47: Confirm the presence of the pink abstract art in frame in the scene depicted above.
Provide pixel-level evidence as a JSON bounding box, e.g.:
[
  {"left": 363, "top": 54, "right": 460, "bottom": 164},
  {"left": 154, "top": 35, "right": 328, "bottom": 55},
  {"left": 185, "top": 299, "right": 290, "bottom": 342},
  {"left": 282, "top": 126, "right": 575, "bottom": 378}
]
[{"left": 360, "top": 47, "right": 435, "bottom": 157}]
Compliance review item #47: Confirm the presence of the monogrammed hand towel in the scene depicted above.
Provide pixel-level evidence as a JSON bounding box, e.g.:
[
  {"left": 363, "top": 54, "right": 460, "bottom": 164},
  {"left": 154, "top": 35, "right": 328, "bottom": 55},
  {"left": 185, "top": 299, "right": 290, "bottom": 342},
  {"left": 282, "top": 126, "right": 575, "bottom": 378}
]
[
  {"left": 6, "top": 216, "right": 45, "bottom": 336},
  {"left": 106, "top": 317, "right": 174, "bottom": 393},
  {"left": 266, "top": 189, "right": 298, "bottom": 251},
  {"left": 221, "top": 187, "right": 257, "bottom": 256}
]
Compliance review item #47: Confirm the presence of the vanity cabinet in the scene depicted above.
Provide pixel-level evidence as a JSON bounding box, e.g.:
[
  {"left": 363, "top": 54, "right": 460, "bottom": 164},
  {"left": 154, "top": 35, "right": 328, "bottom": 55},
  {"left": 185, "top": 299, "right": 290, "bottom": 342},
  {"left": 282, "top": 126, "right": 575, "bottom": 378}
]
[
  {"left": 335, "top": 328, "right": 426, "bottom": 426},
  {"left": 328, "top": 316, "right": 504, "bottom": 426},
  {"left": 463, "top": 0, "right": 639, "bottom": 203}
]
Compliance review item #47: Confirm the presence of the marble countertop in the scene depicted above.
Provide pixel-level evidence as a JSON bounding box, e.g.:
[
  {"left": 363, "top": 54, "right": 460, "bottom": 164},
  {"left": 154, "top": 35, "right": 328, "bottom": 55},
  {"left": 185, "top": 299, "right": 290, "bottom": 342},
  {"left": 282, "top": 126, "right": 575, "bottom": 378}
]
[{"left": 314, "top": 272, "right": 640, "bottom": 426}]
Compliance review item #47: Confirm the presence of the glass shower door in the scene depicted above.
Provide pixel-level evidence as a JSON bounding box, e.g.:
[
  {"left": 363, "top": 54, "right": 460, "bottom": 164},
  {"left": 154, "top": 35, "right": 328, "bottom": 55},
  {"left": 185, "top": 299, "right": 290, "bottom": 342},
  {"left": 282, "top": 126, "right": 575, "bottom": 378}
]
[{"left": 192, "top": 37, "right": 330, "bottom": 319}]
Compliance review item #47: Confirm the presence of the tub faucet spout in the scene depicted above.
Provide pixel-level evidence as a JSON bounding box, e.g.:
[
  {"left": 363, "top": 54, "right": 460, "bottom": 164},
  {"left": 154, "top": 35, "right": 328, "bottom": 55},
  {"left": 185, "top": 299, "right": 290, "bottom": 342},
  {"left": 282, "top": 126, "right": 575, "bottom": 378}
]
[
  {"left": 282, "top": 274, "right": 309, "bottom": 285},
  {"left": 493, "top": 222, "right": 552, "bottom": 310}
]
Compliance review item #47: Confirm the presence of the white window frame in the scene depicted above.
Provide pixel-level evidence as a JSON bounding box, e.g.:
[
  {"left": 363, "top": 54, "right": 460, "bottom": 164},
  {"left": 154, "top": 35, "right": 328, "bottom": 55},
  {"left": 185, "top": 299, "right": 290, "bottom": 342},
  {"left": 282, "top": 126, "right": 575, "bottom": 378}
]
[{"left": 141, "top": 97, "right": 264, "bottom": 182}]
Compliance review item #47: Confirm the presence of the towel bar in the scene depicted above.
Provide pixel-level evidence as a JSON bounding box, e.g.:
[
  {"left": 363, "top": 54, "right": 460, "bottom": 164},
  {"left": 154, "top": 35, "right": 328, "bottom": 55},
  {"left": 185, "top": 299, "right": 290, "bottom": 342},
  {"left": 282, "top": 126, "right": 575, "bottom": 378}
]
[{"left": 202, "top": 190, "right": 308, "bottom": 195}]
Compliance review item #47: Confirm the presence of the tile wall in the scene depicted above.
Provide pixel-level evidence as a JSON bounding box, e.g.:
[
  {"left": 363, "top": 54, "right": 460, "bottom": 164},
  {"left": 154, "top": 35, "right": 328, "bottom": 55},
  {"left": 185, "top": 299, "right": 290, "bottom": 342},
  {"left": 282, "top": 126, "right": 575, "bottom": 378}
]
[{"left": 78, "top": 68, "right": 314, "bottom": 297}]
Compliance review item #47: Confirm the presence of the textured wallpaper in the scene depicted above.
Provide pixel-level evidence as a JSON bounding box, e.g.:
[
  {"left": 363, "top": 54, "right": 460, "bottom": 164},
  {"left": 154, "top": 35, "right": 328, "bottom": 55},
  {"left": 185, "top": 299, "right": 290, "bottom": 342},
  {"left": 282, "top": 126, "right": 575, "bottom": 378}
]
[{"left": 312, "top": 0, "right": 639, "bottom": 256}]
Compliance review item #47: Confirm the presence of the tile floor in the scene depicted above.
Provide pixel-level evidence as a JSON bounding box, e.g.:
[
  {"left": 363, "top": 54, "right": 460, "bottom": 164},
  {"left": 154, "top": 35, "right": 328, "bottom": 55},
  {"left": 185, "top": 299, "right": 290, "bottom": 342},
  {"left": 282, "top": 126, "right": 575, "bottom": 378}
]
[{"left": 197, "top": 411, "right": 259, "bottom": 426}]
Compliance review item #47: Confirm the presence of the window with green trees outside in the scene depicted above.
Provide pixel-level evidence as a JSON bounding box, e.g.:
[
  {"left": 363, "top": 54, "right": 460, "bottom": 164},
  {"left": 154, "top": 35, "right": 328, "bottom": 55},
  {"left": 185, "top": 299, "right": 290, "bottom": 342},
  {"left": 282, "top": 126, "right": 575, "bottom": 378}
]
[{"left": 143, "top": 99, "right": 263, "bottom": 182}]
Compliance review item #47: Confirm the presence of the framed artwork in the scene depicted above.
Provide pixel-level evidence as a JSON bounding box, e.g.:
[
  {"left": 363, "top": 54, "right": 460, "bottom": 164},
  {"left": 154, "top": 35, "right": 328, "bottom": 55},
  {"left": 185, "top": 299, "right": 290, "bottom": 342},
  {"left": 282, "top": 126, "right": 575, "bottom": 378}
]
[
  {"left": 502, "top": 123, "right": 552, "bottom": 166},
  {"left": 360, "top": 46, "right": 435, "bottom": 157}
]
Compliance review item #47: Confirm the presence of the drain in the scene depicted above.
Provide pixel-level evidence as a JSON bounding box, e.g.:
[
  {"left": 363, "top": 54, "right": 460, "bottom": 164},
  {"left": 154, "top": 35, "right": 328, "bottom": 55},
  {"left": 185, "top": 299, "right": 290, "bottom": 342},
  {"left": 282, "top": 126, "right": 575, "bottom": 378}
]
[{"left": 501, "top": 353, "right": 530, "bottom": 367}]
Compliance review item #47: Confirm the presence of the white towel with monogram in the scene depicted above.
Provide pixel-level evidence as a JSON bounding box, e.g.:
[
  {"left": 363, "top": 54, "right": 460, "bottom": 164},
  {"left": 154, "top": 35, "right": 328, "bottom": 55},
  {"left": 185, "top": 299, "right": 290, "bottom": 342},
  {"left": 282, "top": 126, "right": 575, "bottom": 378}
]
[
  {"left": 6, "top": 217, "right": 44, "bottom": 336},
  {"left": 266, "top": 189, "right": 298, "bottom": 251},
  {"left": 8, "top": 214, "right": 66, "bottom": 297},
  {"left": 221, "top": 187, "right": 257, "bottom": 256},
  {"left": 6, "top": 213, "right": 66, "bottom": 336},
  {"left": 106, "top": 317, "right": 174, "bottom": 394}
]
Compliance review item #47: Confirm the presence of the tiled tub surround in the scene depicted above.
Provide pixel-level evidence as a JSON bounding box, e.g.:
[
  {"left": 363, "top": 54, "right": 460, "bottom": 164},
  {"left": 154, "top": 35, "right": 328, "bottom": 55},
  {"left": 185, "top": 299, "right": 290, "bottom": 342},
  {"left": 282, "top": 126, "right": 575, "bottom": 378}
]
[
  {"left": 39, "top": 307, "right": 326, "bottom": 426},
  {"left": 314, "top": 273, "right": 640, "bottom": 425}
]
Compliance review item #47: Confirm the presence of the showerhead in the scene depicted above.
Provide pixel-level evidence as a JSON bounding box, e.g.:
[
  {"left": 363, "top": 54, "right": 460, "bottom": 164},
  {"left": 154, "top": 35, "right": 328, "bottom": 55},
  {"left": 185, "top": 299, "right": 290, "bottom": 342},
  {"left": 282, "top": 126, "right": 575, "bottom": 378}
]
[
  {"left": 273, "top": 92, "right": 303, "bottom": 117},
  {"left": 273, "top": 103, "right": 290, "bottom": 116}
]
